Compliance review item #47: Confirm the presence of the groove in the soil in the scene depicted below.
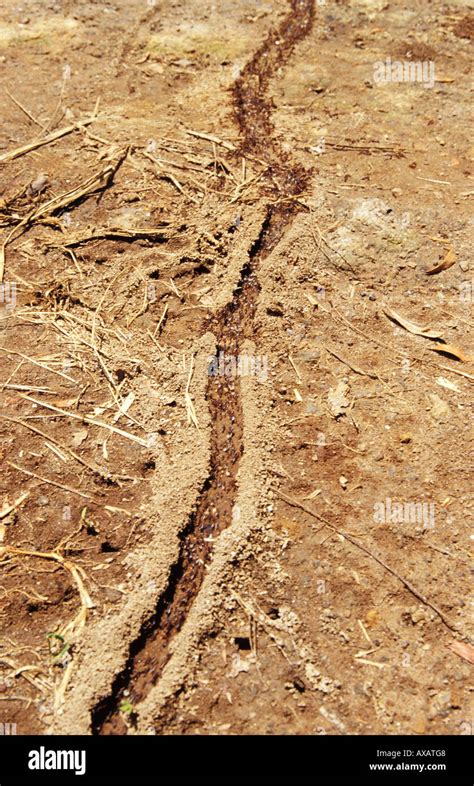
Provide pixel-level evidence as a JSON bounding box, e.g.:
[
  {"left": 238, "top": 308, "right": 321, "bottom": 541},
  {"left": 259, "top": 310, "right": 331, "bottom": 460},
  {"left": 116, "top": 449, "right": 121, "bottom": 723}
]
[{"left": 92, "top": 0, "right": 314, "bottom": 735}]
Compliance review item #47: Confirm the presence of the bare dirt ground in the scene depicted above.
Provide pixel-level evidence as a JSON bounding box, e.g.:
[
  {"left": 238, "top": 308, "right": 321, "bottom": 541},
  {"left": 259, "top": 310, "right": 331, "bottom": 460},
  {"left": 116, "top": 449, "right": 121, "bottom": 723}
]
[{"left": 0, "top": 0, "right": 472, "bottom": 738}]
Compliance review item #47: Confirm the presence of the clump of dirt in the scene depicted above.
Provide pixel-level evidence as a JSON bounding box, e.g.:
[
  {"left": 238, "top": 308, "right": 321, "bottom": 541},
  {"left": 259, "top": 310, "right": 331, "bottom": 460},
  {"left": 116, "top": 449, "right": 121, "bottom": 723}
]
[{"left": 453, "top": 14, "right": 474, "bottom": 40}]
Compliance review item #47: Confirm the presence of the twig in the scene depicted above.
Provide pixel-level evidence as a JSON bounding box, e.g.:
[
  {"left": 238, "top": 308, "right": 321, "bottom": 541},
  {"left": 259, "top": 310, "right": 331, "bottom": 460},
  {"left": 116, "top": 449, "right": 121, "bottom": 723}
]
[
  {"left": 325, "top": 346, "right": 378, "bottom": 380},
  {"left": 0, "top": 346, "right": 77, "bottom": 383},
  {"left": 0, "top": 384, "right": 57, "bottom": 393},
  {"left": 6, "top": 462, "right": 96, "bottom": 501},
  {"left": 154, "top": 303, "right": 168, "bottom": 337},
  {"left": 277, "top": 492, "right": 463, "bottom": 636},
  {"left": 54, "top": 660, "right": 74, "bottom": 711},
  {"left": 147, "top": 329, "right": 164, "bottom": 353},
  {"left": 23, "top": 148, "right": 129, "bottom": 224},
  {"left": 20, "top": 395, "right": 150, "bottom": 447},
  {"left": 0, "top": 415, "right": 114, "bottom": 481},
  {"left": 143, "top": 151, "right": 200, "bottom": 204},
  {"left": 5, "top": 88, "right": 46, "bottom": 129},
  {"left": 439, "top": 365, "right": 474, "bottom": 382},
  {"left": 1, "top": 147, "right": 129, "bottom": 281},
  {"left": 0, "top": 116, "right": 96, "bottom": 164},
  {"left": 232, "top": 592, "right": 293, "bottom": 665},
  {"left": 288, "top": 354, "right": 302, "bottom": 384},
  {"left": 0, "top": 492, "right": 29, "bottom": 519},
  {"left": 185, "top": 128, "right": 237, "bottom": 151},
  {"left": 60, "top": 226, "right": 173, "bottom": 247},
  {"left": 0, "top": 545, "right": 94, "bottom": 636}
]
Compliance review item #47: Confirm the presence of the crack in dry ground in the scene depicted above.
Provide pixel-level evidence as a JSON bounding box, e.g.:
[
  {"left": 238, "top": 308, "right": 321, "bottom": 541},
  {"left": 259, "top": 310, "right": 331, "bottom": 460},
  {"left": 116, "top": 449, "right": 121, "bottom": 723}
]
[{"left": 92, "top": 0, "right": 315, "bottom": 734}]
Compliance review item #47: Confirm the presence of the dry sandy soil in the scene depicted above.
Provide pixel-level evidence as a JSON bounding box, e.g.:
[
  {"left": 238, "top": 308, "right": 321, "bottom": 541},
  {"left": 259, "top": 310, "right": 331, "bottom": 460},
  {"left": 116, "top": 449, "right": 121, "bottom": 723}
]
[{"left": 0, "top": 0, "right": 472, "bottom": 738}]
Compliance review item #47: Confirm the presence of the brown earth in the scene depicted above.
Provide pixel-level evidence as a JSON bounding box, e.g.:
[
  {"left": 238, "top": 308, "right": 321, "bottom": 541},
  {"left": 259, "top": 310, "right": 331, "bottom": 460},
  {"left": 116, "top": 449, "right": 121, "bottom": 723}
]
[{"left": 0, "top": 0, "right": 472, "bottom": 738}]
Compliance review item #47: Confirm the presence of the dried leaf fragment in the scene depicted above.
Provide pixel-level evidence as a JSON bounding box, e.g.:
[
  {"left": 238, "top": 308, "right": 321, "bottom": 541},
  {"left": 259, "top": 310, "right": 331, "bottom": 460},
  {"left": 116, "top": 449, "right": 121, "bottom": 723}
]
[
  {"left": 436, "top": 376, "right": 460, "bottom": 392},
  {"left": 449, "top": 640, "right": 474, "bottom": 665},
  {"left": 0, "top": 492, "right": 29, "bottom": 519},
  {"left": 429, "top": 343, "right": 471, "bottom": 362},
  {"left": 71, "top": 429, "right": 88, "bottom": 448},
  {"left": 382, "top": 305, "right": 443, "bottom": 339},
  {"left": 426, "top": 247, "right": 456, "bottom": 275}
]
